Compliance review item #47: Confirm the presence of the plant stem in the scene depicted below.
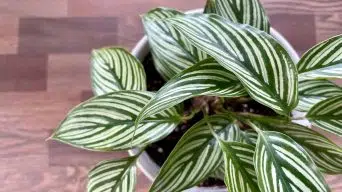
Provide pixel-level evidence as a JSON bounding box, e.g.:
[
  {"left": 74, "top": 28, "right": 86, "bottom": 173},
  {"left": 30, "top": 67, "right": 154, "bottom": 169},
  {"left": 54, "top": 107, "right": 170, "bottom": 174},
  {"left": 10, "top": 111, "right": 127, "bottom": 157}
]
[{"left": 181, "top": 109, "right": 200, "bottom": 122}]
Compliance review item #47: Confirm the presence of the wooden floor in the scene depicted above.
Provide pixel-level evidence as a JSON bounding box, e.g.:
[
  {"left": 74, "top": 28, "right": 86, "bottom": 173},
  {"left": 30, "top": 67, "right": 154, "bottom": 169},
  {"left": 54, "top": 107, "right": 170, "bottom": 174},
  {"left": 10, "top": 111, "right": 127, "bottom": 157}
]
[{"left": 0, "top": 0, "right": 341, "bottom": 191}]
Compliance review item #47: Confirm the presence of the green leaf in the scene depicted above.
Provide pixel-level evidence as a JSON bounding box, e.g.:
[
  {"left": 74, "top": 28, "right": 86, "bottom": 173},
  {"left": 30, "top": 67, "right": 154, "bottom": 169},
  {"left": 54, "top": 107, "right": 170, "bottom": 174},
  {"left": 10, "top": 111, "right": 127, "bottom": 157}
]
[
  {"left": 219, "top": 141, "right": 260, "bottom": 192},
  {"left": 306, "top": 95, "right": 342, "bottom": 136},
  {"left": 136, "top": 58, "right": 246, "bottom": 124},
  {"left": 298, "top": 35, "right": 342, "bottom": 80},
  {"left": 204, "top": 0, "right": 217, "bottom": 14},
  {"left": 254, "top": 131, "right": 330, "bottom": 192},
  {"left": 258, "top": 121, "right": 342, "bottom": 174},
  {"left": 215, "top": 0, "right": 270, "bottom": 33},
  {"left": 168, "top": 14, "right": 298, "bottom": 116},
  {"left": 91, "top": 48, "right": 146, "bottom": 95},
  {"left": 149, "top": 115, "right": 240, "bottom": 192},
  {"left": 297, "top": 79, "right": 342, "bottom": 111},
  {"left": 52, "top": 91, "right": 181, "bottom": 151},
  {"left": 87, "top": 156, "right": 136, "bottom": 192},
  {"left": 143, "top": 8, "right": 208, "bottom": 80},
  {"left": 242, "top": 130, "right": 258, "bottom": 146}
]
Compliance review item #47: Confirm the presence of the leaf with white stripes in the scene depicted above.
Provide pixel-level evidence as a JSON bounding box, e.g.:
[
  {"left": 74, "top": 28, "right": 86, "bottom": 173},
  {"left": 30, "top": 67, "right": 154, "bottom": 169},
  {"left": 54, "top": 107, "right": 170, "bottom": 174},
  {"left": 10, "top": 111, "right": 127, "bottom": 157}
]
[
  {"left": 214, "top": 0, "right": 270, "bottom": 33},
  {"left": 136, "top": 58, "right": 246, "bottom": 124},
  {"left": 219, "top": 141, "right": 260, "bottom": 192},
  {"left": 168, "top": 14, "right": 298, "bottom": 116},
  {"left": 306, "top": 95, "right": 342, "bottom": 136},
  {"left": 91, "top": 48, "right": 146, "bottom": 95},
  {"left": 149, "top": 115, "right": 240, "bottom": 192},
  {"left": 242, "top": 130, "right": 258, "bottom": 146},
  {"left": 257, "top": 121, "right": 342, "bottom": 174},
  {"left": 87, "top": 156, "right": 137, "bottom": 192},
  {"left": 254, "top": 131, "right": 330, "bottom": 192},
  {"left": 298, "top": 35, "right": 342, "bottom": 80},
  {"left": 297, "top": 79, "right": 342, "bottom": 111},
  {"left": 143, "top": 8, "right": 208, "bottom": 80},
  {"left": 204, "top": 0, "right": 217, "bottom": 14},
  {"left": 51, "top": 91, "right": 181, "bottom": 151}
]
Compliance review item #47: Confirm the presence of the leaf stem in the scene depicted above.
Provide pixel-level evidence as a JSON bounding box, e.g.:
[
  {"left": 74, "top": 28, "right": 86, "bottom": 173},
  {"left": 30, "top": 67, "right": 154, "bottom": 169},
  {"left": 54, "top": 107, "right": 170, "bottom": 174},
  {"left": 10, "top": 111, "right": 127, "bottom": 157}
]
[
  {"left": 203, "top": 112, "right": 221, "bottom": 141},
  {"left": 181, "top": 109, "right": 200, "bottom": 122}
]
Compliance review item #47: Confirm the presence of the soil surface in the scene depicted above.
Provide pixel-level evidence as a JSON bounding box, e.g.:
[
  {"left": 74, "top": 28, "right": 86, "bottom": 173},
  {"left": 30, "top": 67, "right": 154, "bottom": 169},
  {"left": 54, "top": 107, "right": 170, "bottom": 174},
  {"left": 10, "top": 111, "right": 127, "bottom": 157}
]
[{"left": 142, "top": 53, "right": 276, "bottom": 187}]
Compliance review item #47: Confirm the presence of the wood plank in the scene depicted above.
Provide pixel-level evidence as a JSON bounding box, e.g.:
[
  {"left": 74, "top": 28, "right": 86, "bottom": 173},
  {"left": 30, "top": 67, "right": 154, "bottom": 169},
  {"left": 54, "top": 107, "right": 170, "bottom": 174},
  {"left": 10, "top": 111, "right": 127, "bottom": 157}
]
[
  {"left": 0, "top": 54, "right": 47, "bottom": 91},
  {"left": 18, "top": 17, "right": 118, "bottom": 54}
]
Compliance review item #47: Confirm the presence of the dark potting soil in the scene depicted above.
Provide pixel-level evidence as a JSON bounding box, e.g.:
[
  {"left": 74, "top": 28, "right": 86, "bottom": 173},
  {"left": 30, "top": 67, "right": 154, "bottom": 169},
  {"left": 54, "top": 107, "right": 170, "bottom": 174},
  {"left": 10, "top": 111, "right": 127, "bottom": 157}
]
[{"left": 142, "top": 53, "right": 277, "bottom": 187}]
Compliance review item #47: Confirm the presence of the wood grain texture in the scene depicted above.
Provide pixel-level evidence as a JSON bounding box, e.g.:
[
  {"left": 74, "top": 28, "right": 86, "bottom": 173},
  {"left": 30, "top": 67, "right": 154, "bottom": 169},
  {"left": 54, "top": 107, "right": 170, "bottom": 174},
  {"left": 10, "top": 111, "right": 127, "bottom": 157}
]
[
  {"left": 18, "top": 18, "right": 118, "bottom": 54},
  {"left": 0, "top": 0, "right": 341, "bottom": 191}
]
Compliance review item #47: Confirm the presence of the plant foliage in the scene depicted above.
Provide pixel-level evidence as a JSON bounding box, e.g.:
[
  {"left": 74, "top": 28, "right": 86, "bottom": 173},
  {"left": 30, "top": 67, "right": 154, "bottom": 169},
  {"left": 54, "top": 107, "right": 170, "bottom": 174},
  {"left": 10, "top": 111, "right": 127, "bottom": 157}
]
[{"left": 51, "top": 0, "right": 342, "bottom": 191}]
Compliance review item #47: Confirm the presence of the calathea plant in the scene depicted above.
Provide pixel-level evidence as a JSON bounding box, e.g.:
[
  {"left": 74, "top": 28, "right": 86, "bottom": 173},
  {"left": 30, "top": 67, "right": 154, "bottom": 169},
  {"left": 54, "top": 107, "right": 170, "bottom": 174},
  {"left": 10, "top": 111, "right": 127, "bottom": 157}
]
[{"left": 50, "top": 0, "right": 342, "bottom": 191}]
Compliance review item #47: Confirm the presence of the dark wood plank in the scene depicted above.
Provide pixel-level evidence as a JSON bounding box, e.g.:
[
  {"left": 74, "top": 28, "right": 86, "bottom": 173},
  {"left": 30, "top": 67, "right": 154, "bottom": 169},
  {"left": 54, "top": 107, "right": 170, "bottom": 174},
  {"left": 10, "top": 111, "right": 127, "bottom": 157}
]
[
  {"left": 18, "top": 17, "right": 118, "bottom": 54},
  {"left": 270, "top": 13, "right": 316, "bottom": 54},
  {"left": 0, "top": 54, "right": 47, "bottom": 91}
]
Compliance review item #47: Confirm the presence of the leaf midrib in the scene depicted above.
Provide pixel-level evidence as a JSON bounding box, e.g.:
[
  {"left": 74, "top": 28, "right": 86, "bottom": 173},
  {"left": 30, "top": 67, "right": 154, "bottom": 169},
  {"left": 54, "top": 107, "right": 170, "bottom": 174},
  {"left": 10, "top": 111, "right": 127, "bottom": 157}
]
[
  {"left": 110, "top": 157, "right": 137, "bottom": 192},
  {"left": 259, "top": 132, "right": 292, "bottom": 192},
  {"left": 222, "top": 143, "right": 259, "bottom": 192}
]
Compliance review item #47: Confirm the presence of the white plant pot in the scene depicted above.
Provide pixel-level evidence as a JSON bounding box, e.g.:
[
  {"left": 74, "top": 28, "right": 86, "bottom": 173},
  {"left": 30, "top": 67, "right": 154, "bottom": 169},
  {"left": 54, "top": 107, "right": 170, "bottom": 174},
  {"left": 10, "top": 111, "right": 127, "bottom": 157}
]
[{"left": 129, "top": 8, "right": 306, "bottom": 192}]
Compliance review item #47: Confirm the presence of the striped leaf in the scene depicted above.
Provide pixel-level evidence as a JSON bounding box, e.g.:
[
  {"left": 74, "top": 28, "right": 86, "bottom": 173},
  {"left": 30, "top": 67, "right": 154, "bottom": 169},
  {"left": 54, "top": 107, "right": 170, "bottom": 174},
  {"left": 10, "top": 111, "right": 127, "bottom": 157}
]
[
  {"left": 149, "top": 115, "right": 240, "bottom": 192},
  {"left": 87, "top": 156, "right": 136, "bottom": 192},
  {"left": 242, "top": 130, "right": 258, "bottom": 146},
  {"left": 219, "top": 141, "right": 260, "bottom": 192},
  {"left": 298, "top": 35, "right": 342, "bottom": 80},
  {"left": 254, "top": 131, "right": 330, "bottom": 192},
  {"left": 136, "top": 58, "right": 246, "bottom": 124},
  {"left": 258, "top": 121, "right": 342, "bottom": 174},
  {"left": 204, "top": 0, "right": 217, "bottom": 14},
  {"left": 52, "top": 91, "right": 181, "bottom": 151},
  {"left": 297, "top": 79, "right": 342, "bottom": 111},
  {"left": 168, "top": 14, "right": 298, "bottom": 116},
  {"left": 306, "top": 95, "right": 342, "bottom": 136},
  {"left": 215, "top": 0, "right": 270, "bottom": 33},
  {"left": 91, "top": 48, "right": 146, "bottom": 95},
  {"left": 143, "top": 8, "right": 208, "bottom": 80}
]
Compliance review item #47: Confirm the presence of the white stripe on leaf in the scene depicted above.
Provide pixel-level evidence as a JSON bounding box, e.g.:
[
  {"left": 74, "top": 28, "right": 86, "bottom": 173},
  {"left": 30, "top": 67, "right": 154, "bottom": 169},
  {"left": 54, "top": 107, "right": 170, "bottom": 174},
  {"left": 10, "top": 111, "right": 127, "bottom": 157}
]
[
  {"left": 167, "top": 14, "right": 298, "bottom": 116},
  {"left": 143, "top": 8, "right": 209, "bottom": 80},
  {"left": 254, "top": 130, "right": 330, "bottom": 192},
  {"left": 87, "top": 156, "right": 137, "bottom": 192},
  {"left": 298, "top": 35, "right": 342, "bottom": 80},
  {"left": 149, "top": 115, "right": 240, "bottom": 192},
  {"left": 91, "top": 48, "right": 146, "bottom": 95},
  {"left": 52, "top": 91, "right": 181, "bottom": 151},
  {"left": 307, "top": 95, "right": 342, "bottom": 136}
]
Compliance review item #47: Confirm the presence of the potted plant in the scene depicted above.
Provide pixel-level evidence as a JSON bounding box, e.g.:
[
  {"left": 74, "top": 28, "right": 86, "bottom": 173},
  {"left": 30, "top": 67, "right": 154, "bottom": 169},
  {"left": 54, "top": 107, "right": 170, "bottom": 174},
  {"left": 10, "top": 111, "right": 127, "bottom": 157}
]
[{"left": 50, "top": 0, "right": 342, "bottom": 191}]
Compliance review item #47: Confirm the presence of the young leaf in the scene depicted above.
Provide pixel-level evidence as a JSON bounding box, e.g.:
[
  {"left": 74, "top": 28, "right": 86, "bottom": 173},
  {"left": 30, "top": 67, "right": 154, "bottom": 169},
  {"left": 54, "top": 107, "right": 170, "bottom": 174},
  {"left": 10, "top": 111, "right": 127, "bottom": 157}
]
[
  {"left": 219, "top": 141, "right": 260, "bottom": 192},
  {"left": 136, "top": 58, "right": 246, "bottom": 124},
  {"left": 306, "top": 95, "right": 342, "bottom": 136},
  {"left": 297, "top": 79, "right": 342, "bottom": 111},
  {"left": 215, "top": 0, "right": 270, "bottom": 33},
  {"left": 87, "top": 156, "right": 136, "bottom": 192},
  {"left": 298, "top": 35, "right": 342, "bottom": 80},
  {"left": 51, "top": 91, "right": 181, "bottom": 151},
  {"left": 143, "top": 8, "right": 208, "bottom": 80},
  {"left": 91, "top": 48, "right": 146, "bottom": 95},
  {"left": 258, "top": 121, "right": 342, "bottom": 174},
  {"left": 149, "top": 115, "right": 240, "bottom": 192},
  {"left": 204, "top": 0, "right": 217, "bottom": 14},
  {"left": 168, "top": 14, "right": 298, "bottom": 116},
  {"left": 255, "top": 131, "right": 330, "bottom": 192}
]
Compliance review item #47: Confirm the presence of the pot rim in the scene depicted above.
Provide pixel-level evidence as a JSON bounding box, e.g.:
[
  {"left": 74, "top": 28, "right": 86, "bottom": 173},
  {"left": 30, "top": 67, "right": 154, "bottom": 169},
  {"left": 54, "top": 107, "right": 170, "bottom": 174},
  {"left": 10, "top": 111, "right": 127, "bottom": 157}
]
[{"left": 129, "top": 8, "right": 305, "bottom": 192}]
